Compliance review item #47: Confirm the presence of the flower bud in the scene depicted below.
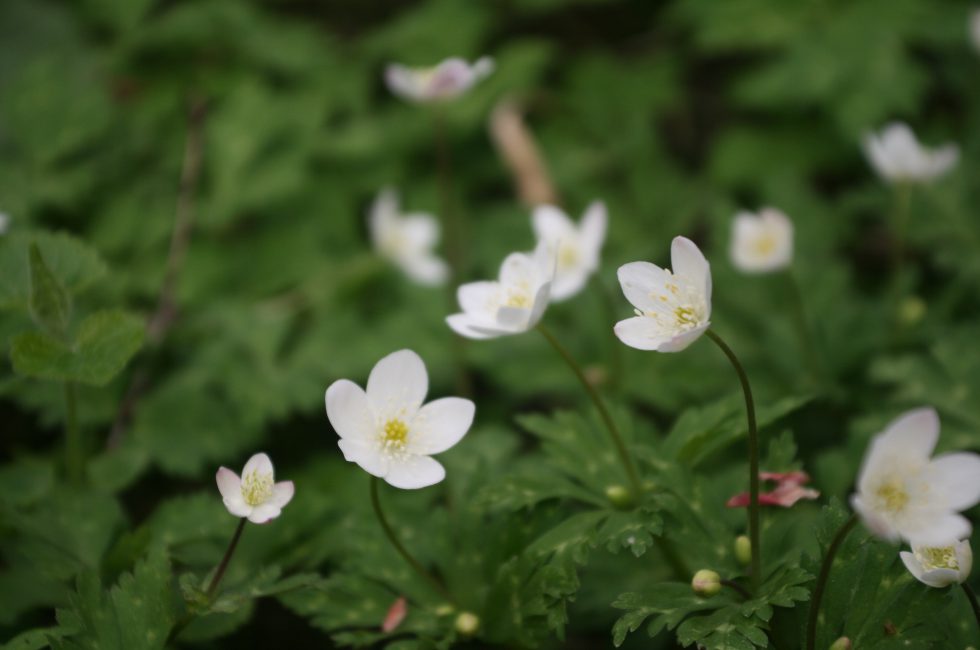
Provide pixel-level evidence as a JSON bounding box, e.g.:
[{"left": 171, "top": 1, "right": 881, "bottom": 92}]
[
  {"left": 455, "top": 611, "right": 480, "bottom": 636},
  {"left": 829, "top": 637, "right": 852, "bottom": 650},
  {"left": 898, "top": 296, "right": 926, "bottom": 325},
  {"left": 691, "top": 569, "right": 721, "bottom": 597},
  {"left": 734, "top": 535, "right": 751, "bottom": 566},
  {"left": 605, "top": 484, "right": 633, "bottom": 509}
]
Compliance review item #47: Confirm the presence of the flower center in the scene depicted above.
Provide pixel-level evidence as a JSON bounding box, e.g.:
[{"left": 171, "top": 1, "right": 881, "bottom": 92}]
[
  {"left": 558, "top": 244, "right": 579, "bottom": 270},
  {"left": 504, "top": 284, "right": 532, "bottom": 308},
  {"left": 241, "top": 470, "right": 273, "bottom": 506},
  {"left": 382, "top": 418, "right": 409, "bottom": 449},
  {"left": 875, "top": 479, "right": 909, "bottom": 513},
  {"left": 915, "top": 545, "right": 958, "bottom": 571},
  {"left": 640, "top": 272, "right": 706, "bottom": 332},
  {"left": 751, "top": 234, "right": 776, "bottom": 256}
]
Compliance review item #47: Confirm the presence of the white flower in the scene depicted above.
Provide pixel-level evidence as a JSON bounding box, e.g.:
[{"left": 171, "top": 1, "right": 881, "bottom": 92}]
[
  {"left": 446, "top": 241, "right": 554, "bottom": 339},
  {"left": 216, "top": 453, "right": 294, "bottom": 524},
  {"left": 0, "top": 212, "right": 8, "bottom": 235},
  {"left": 325, "top": 349, "right": 475, "bottom": 489},
  {"left": 851, "top": 407, "right": 980, "bottom": 545},
  {"left": 863, "top": 122, "right": 959, "bottom": 184},
  {"left": 385, "top": 57, "right": 494, "bottom": 103},
  {"left": 729, "top": 208, "right": 793, "bottom": 273},
  {"left": 614, "top": 236, "right": 712, "bottom": 352},
  {"left": 970, "top": 9, "right": 980, "bottom": 53},
  {"left": 369, "top": 188, "right": 448, "bottom": 287},
  {"left": 531, "top": 202, "right": 607, "bottom": 301},
  {"left": 900, "top": 539, "right": 972, "bottom": 588}
]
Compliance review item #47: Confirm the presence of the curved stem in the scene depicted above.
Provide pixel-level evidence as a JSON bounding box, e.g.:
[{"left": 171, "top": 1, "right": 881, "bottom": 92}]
[
  {"left": 207, "top": 518, "right": 246, "bottom": 598},
  {"left": 537, "top": 324, "right": 642, "bottom": 498},
  {"left": 371, "top": 477, "right": 456, "bottom": 605},
  {"left": 805, "top": 514, "right": 858, "bottom": 650},
  {"left": 64, "top": 382, "right": 82, "bottom": 484},
  {"left": 705, "top": 329, "right": 761, "bottom": 591},
  {"left": 963, "top": 583, "right": 980, "bottom": 635}
]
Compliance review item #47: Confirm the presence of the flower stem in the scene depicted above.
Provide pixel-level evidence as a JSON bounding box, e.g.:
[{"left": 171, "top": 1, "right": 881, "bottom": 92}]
[
  {"left": 537, "top": 323, "right": 643, "bottom": 498},
  {"left": 64, "top": 382, "right": 83, "bottom": 484},
  {"left": 721, "top": 579, "right": 751, "bottom": 601},
  {"left": 805, "top": 513, "right": 858, "bottom": 650},
  {"left": 207, "top": 517, "right": 246, "bottom": 599},
  {"left": 705, "top": 329, "right": 761, "bottom": 591},
  {"left": 963, "top": 583, "right": 980, "bottom": 635},
  {"left": 371, "top": 477, "right": 456, "bottom": 605}
]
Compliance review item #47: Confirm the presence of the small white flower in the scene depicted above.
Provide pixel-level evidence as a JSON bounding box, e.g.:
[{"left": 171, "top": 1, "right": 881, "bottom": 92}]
[
  {"left": 0, "top": 212, "right": 9, "bottom": 235},
  {"left": 614, "top": 236, "right": 712, "bottom": 352},
  {"left": 900, "top": 539, "right": 972, "bottom": 588},
  {"left": 369, "top": 188, "right": 448, "bottom": 287},
  {"left": 446, "top": 241, "right": 554, "bottom": 339},
  {"left": 531, "top": 201, "right": 607, "bottom": 301},
  {"left": 729, "top": 208, "right": 793, "bottom": 273},
  {"left": 851, "top": 407, "right": 980, "bottom": 545},
  {"left": 863, "top": 122, "right": 959, "bottom": 184},
  {"left": 216, "top": 453, "right": 294, "bottom": 524},
  {"left": 385, "top": 57, "right": 494, "bottom": 103},
  {"left": 325, "top": 349, "right": 475, "bottom": 489},
  {"left": 970, "top": 9, "right": 980, "bottom": 53}
]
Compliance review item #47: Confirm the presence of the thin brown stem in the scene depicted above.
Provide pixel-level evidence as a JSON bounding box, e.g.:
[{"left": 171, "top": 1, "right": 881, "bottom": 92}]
[
  {"left": 207, "top": 518, "right": 246, "bottom": 598},
  {"left": 805, "top": 514, "right": 858, "bottom": 650},
  {"left": 963, "top": 583, "right": 980, "bottom": 635}
]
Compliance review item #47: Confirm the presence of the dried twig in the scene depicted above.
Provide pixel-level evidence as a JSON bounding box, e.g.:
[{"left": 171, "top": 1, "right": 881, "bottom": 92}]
[{"left": 489, "top": 98, "right": 558, "bottom": 207}]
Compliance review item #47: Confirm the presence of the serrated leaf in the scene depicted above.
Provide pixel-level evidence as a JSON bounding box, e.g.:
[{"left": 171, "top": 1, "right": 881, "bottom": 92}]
[
  {"left": 28, "top": 243, "right": 71, "bottom": 336},
  {"left": 11, "top": 310, "right": 144, "bottom": 386},
  {"left": 0, "top": 231, "right": 106, "bottom": 311}
]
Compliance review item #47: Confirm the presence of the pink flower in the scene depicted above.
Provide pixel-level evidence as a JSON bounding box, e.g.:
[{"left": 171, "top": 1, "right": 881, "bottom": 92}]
[
  {"left": 382, "top": 597, "right": 408, "bottom": 633},
  {"left": 727, "top": 471, "right": 820, "bottom": 508}
]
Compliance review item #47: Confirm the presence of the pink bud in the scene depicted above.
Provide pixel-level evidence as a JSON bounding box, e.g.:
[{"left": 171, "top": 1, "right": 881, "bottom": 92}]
[{"left": 382, "top": 597, "right": 407, "bottom": 633}]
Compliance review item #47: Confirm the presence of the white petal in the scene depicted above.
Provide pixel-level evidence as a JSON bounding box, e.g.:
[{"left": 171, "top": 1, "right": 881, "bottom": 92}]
[
  {"left": 851, "top": 493, "right": 901, "bottom": 542},
  {"left": 928, "top": 145, "right": 959, "bottom": 179},
  {"left": 248, "top": 504, "right": 282, "bottom": 524},
  {"left": 338, "top": 438, "right": 388, "bottom": 477},
  {"left": 671, "top": 237, "right": 711, "bottom": 305},
  {"left": 580, "top": 201, "right": 608, "bottom": 259},
  {"left": 929, "top": 452, "right": 980, "bottom": 511},
  {"left": 270, "top": 481, "right": 295, "bottom": 508},
  {"left": 899, "top": 551, "right": 926, "bottom": 583},
  {"left": 216, "top": 468, "right": 249, "bottom": 517},
  {"left": 368, "top": 188, "right": 399, "bottom": 243},
  {"left": 325, "top": 379, "right": 376, "bottom": 441},
  {"left": 549, "top": 269, "right": 589, "bottom": 302},
  {"left": 410, "top": 397, "right": 475, "bottom": 455},
  {"left": 879, "top": 408, "right": 940, "bottom": 460},
  {"left": 496, "top": 305, "right": 533, "bottom": 331},
  {"left": 400, "top": 213, "right": 440, "bottom": 250},
  {"left": 905, "top": 512, "right": 972, "bottom": 547},
  {"left": 385, "top": 455, "right": 446, "bottom": 489},
  {"left": 385, "top": 64, "right": 422, "bottom": 101},
  {"left": 617, "top": 261, "right": 670, "bottom": 311},
  {"left": 367, "top": 349, "right": 428, "bottom": 418},
  {"left": 400, "top": 254, "right": 448, "bottom": 286},
  {"left": 532, "top": 204, "right": 576, "bottom": 244},
  {"left": 527, "top": 280, "right": 553, "bottom": 329},
  {"left": 956, "top": 540, "right": 973, "bottom": 583},
  {"left": 499, "top": 251, "right": 538, "bottom": 286},
  {"left": 447, "top": 313, "right": 505, "bottom": 339},
  {"left": 900, "top": 551, "right": 960, "bottom": 588},
  {"left": 656, "top": 322, "right": 709, "bottom": 352},
  {"left": 242, "top": 453, "right": 274, "bottom": 479},
  {"left": 457, "top": 281, "right": 500, "bottom": 320},
  {"left": 613, "top": 316, "right": 670, "bottom": 351}
]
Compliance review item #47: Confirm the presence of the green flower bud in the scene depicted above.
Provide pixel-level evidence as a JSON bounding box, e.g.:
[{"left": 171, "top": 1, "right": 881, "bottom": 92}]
[
  {"left": 829, "top": 637, "right": 852, "bottom": 650},
  {"left": 604, "top": 484, "right": 633, "bottom": 509},
  {"left": 898, "top": 296, "right": 926, "bottom": 325},
  {"left": 455, "top": 611, "right": 480, "bottom": 636},
  {"left": 691, "top": 569, "right": 721, "bottom": 597},
  {"left": 734, "top": 535, "right": 751, "bottom": 566}
]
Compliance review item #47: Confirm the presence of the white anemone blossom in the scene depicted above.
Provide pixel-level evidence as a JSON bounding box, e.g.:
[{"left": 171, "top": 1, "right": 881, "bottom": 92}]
[
  {"left": 730, "top": 208, "right": 793, "bottom": 273},
  {"left": 0, "top": 212, "right": 9, "bottom": 235},
  {"left": 531, "top": 202, "right": 607, "bottom": 301},
  {"left": 851, "top": 407, "right": 980, "bottom": 545},
  {"left": 863, "top": 122, "right": 959, "bottom": 184},
  {"left": 900, "top": 539, "right": 972, "bottom": 588},
  {"left": 369, "top": 188, "right": 448, "bottom": 287},
  {"left": 325, "top": 349, "right": 475, "bottom": 489},
  {"left": 446, "top": 241, "right": 554, "bottom": 339},
  {"left": 614, "top": 236, "right": 712, "bottom": 353},
  {"left": 216, "top": 453, "right": 294, "bottom": 524},
  {"left": 385, "top": 57, "right": 494, "bottom": 103}
]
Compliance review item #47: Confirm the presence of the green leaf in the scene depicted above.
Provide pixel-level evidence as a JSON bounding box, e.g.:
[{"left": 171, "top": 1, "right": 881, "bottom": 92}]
[
  {"left": 0, "top": 231, "right": 106, "bottom": 312},
  {"left": 11, "top": 310, "right": 144, "bottom": 386},
  {"left": 28, "top": 243, "right": 71, "bottom": 335}
]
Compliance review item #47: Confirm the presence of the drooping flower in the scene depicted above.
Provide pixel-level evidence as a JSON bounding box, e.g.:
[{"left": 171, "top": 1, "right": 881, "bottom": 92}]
[
  {"left": 729, "top": 208, "right": 793, "bottom": 273},
  {"left": 385, "top": 57, "right": 494, "bottom": 104},
  {"left": 325, "top": 349, "right": 475, "bottom": 489},
  {"left": 446, "top": 241, "right": 554, "bottom": 339},
  {"left": 863, "top": 122, "right": 959, "bottom": 184},
  {"left": 368, "top": 188, "right": 448, "bottom": 287},
  {"left": 726, "top": 471, "right": 820, "bottom": 508},
  {"left": 531, "top": 201, "right": 607, "bottom": 301},
  {"left": 900, "top": 539, "right": 972, "bottom": 588},
  {"left": 216, "top": 453, "right": 294, "bottom": 524},
  {"left": 850, "top": 407, "right": 980, "bottom": 545},
  {"left": 614, "top": 236, "right": 712, "bottom": 352}
]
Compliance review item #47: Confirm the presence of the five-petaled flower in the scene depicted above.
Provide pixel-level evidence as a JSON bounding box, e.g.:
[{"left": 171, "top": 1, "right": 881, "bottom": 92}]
[
  {"left": 325, "top": 349, "right": 475, "bottom": 489},
  {"left": 900, "top": 538, "right": 972, "bottom": 588},
  {"left": 447, "top": 241, "right": 554, "bottom": 339},
  {"left": 863, "top": 122, "right": 958, "bottom": 184},
  {"left": 385, "top": 57, "right": 494, "bottom": 103},
  {"left": 727, "top": 471, "right": 819, "bottom": 508},
  {"left": 850, "top": 407, "right": 980, "bottom": 545},
  {"left": 368, "top": 188, "right": 448, "bottom": 287},
  {"left": 531, "top": 202, "right": 607, "bottom": 301},
  {"left": 614, "top": 236, "right": 712, "bottom": 352},
  {"left": 729, "top": 208, "right": 793, "bottom": 274},
  {"left": 216, "top": 453, "right": 294, "bottom": 524}
]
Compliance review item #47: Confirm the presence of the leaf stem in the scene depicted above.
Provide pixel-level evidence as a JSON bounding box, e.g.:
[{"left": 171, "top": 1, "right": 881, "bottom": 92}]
[
  {"left": 705, "top": 329, "right": 761, "bottom": 591},
  {"left": 537, "top": 323, "right": 642, "bottom": 498},
  {"left": 805, "top": 513, "right": 858, "bottom": 650},
  {"left": 721, "top": 579, "right": 751, "bottom": 600},
  {"left": 963, "top": 583, "right": 980, "bottom": 635},
  {"left": 370, "top": 477, "right": 455, "bottom": 605},
  {"left": 207, "top": 517, "right": 247, "bottom": 599},
  {"left": 64, "top": 382, "right": 82, "bottom": 484}
]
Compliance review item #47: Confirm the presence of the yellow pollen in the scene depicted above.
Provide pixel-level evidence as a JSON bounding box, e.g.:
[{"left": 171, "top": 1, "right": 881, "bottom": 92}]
[
  {"left": 875, "top": 480, "right": 909, "bottom": 513},
  {"left": 674, "top": 306, "right": 698, "bottom": 326},
  {"left": 915, "top": 546, "right": 958, "bottom": 571},
  {"left": 505, "top": 291, "right": 531, "bottom": 308},
  {"left": 558, "top": 245, "right": 579, "bottom": 269},
  {"left": 383, "top": 418, "right": 409, "bottom": 448},
  {"left": 752, "top": 234, "right": 776, "bottom": 256},
  {"left": 241, "top": 471, "right": 273, "bottom": 506}
]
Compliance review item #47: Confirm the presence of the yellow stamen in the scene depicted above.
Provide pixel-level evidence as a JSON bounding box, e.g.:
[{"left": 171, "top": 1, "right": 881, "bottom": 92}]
[
  {"left": 241, "top": 471, "right": 273, "bottom": 506},
  {"left": 915, "top": 545, "right": 959, "bottom": 571},
  {"left": 383, "top": 419, "right": 409, "bottom": 449},
  {"left": 875, "top": 480, "right": 909, "bottom": 513}
]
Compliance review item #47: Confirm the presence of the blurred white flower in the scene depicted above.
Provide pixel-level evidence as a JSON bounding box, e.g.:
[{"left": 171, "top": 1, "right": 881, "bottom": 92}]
[
  {"left": 385, "top": 57, "right": 494, "bottom": 103},
  {"left": 851, "top": 407, "right": 980, "bottom": 545},
  {"left": 446, "top": 241, "right": 554, "bottom": 339},
  {"left": 900, "top": 539, "right": 972, "bottom": 588},
  {"left": 614, "top": 236, "right": 712, "bottom": 352},
  {"left": 729, "top": 208, "right": 793, "bottom": 273},
  {"left": 0, "top": 212, "right": 9, "bottom": 235},
  {"left": 216, "top": 453, "right": 294, "bottom": 524},
  {"left": 531, "top": 201, "right": 607, "bottom": 301},
  {"left": 325, "top": 349, "right": 475, "bottom": 489},
  {"left": 369, "top": 188, "right": 448, "bottom": 287},
  {"left": 970, "top": 9, "right": 980, "bottom": 52},
  {"left": 863, "top": 122, "right": 958, "bottom": 184}
]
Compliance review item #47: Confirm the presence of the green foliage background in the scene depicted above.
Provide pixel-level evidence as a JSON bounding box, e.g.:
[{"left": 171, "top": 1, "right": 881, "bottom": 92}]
[{"left": 1, "top": 0, "right": 979, "bottom": 648}]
